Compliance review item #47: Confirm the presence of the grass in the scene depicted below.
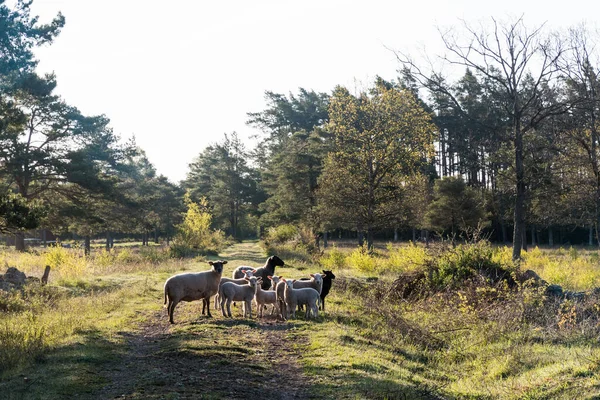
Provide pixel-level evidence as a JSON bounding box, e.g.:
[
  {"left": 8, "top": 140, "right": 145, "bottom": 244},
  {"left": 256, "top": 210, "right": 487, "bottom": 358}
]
[{"left": 2, "top": 240, "right": 600, "bottom": 398}]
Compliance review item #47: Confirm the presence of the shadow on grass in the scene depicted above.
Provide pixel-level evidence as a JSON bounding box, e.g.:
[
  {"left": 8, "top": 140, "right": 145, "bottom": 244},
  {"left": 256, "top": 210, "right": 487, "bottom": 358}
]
[{"left": 306, "top": 368, "right": 447, "bottom": 400}]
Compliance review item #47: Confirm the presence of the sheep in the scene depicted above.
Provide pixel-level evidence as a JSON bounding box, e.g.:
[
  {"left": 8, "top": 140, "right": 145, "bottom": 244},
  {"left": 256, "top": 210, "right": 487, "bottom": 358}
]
[
  {"left": 163, "top": 260, "right": 227, "bottom": 324},
  {"left": 293, "top": 273, "right": 323, "bottom": 312},
  {"left": 282, "top": 278, "right": 320, "bottom": 319},
  {"left": 213, "top": 269, "right": 255, "bottom": 310},
  {"left": 320, "top": 270, "right": 336, "bottom": 311},
  {"left": 275, "top": 279, "right": 288, "bottom": 320},
  {"left": 232, "top": 255, "right": 285, "bottom": 290},
  {"left": 254, "top": 276, "right": 279, "bottom": 318},
  {"left": 220, "top": 276, "right": 259, "bottom": 318}
]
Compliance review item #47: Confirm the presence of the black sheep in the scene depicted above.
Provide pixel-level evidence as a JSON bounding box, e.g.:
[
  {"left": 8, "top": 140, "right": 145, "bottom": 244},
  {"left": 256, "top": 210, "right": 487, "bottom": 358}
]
[
  {"left": 232, "top": 255, "right": 285, "bottom": 290},
  {"left": 320, "top": 270, "right": 336, "bottom": 311}
]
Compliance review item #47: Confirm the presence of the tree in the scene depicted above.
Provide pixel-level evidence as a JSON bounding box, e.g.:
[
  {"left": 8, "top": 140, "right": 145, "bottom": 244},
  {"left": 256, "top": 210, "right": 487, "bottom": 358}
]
[
  {"left": 425, "top": 177, "right": 487, "bottom": 241},
  {"left": 397, "top": 17, "right": 570, "bottom": 260},
  {"left": 317, "top": 81, "right": 435, "bottom": 250},
  {"left": 247, "top": 89, "right": 330, "bottom": 230},
  {"left": 185, "top": 133, "right": 258, "bottom": 239}
]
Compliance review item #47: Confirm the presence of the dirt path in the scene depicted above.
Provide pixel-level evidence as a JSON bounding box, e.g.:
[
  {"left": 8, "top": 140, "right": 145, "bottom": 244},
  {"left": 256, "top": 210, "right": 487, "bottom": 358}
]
[{"left": 90, "top": 242, "right": 313, "bottom": 400}]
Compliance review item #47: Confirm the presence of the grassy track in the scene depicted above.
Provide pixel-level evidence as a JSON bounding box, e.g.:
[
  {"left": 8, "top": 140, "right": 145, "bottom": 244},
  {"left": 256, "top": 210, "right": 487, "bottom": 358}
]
[{"left": 2, "top": 241, "right": 600, "bottom": 399}]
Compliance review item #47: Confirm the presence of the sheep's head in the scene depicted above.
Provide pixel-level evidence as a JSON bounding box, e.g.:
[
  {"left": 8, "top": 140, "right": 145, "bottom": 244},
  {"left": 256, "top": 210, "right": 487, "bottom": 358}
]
[
  {"left": 243, "top": 269, "right": 255, "bottom": 278},
  {"left": 282, "top": 278, "right": 295, "bottom": 289},
  {"left": 268, "top": 255, "right": 285, "bottom": 268},
  {"left": 268, "top": 275, "right": 281, "bottom": 289},
  {"left": 208, "top": 260, "right": 227, "bottom": 274},
  {"left": 310, "top": 273, "right": 323, "bottom": 285},
  {"left": 245, "top": 276, "right": 259, "bottom": 289},
  {"left": 322, "top": 270, "right": 336, "bottom": 279}
]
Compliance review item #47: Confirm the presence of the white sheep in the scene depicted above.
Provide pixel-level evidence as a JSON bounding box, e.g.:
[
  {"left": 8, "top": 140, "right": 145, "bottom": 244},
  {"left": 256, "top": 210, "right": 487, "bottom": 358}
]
[
  {"left": 293, "top": 273, "right": 323, "bottom": 312},
  {"left": 213, "top": 269, "right": 255, "bottom": 310},
  {"left": 163, "top": 260, "right": 227, "bottom": 324},
  {"left": 220, "top": 276, "right": 259, "bottom": 318},
  {"left": 254, "top": 276, "right": 279, "bottom": 318},
  {"left": 275, "top": 279, "right": 287, "bottom": 320},
  {"left": 282, "top": 278, "right": 320, "bottom": 319}
]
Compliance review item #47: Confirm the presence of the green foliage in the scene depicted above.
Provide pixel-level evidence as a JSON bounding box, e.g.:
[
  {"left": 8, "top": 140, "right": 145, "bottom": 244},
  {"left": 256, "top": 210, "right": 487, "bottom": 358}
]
[
  {"left": 383, "top": 242, "right": 430, "bottom": 273},
  {"left": 431, "top": 242, "right": 510, "bottom": 288},
  {"left": 265, "top": 224, "right": 298, "bottom": 244},
  {"left": 0, "top": 192, "right": 46, "bottom": 233},
  {"left": 425, "top": 176, "right": 488, "bottom": 237},
  {"left": 320, "top": 245, "right": 346, "bottom": 270},
  {"left": 170, "top": 194, "right": 227, "bottom": 257},
  {"left": 44, "top": 245, "right": 87, "bottom": 278},
  {"left": 345, "top": 245, "right": 379, "bottom": 273}
]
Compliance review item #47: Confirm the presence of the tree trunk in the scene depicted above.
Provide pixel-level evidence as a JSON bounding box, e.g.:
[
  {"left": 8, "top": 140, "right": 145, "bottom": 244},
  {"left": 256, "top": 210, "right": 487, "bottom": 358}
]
[
  {"left": 366, "top": 228, "right": 374, "bottom": 252},
  {"left": 84, "top": 236, "right": 91, "bottom": 256},
  {"left": 549, "top": 227, "right": 553, "bottom": 247},
  {"left": 501, "top": 222, "right": 507, "bottom": 244},
  {"left": 15, "top": 232, "right": 25, "bottom": 251},
  {"left": 42, "top": 229, "right": 47, "bottom": 247},
  {"left": 531, "top": 224, "right": 536, "bottom": 247},
  {"left": 394, "top": 228, "right": 398, "bottom": 242},
  {"left": 521, "top": 223, "right": 528, "bottom": 252},
  {"left": 512, "top": 127, "right": 525, "bottom": 261},
  {"left": 106, "top": 231, "right": 111, "bottom": 251},
  {"left": 358, "top": 231, "right": 364, "bottom": 247},
  {"left": 590, "top": 226, "right": 594, "bottom": 247},
  {"left": 412, "top": 228, "right": 417, "bottom": 242},
  {"left": 154, "top": 227, "right": 159, "bottom": 244},
  {"left": 323, "top": 231, "right": 328, "bottom": 249}
]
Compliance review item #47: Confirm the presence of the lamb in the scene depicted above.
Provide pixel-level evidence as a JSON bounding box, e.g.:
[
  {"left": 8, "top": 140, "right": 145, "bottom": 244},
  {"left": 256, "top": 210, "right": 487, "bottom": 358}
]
[
  {"left": 163, "top": 260, "right": 227, "bottom": 324},
  {"left": 232, "top": 255, "right": 285, "bottom": 290},
  {"left": 220, "top": 276, "right": 259, "bottom": 318},
  {"left": 254, "top": 276, "right": 280, "bottom": 318},
  {"left": 320, "top": 270, "right": 336, "bottom": 311},
  {"left": 282, "top": 278, "right": 320, "bottom": 319},
  {"left": 213, "top": 269, "right": 255, "bottom": 310},
  {"left": 275, "top": 279, "right": 288, "bottom": 320},
  {"left": 293, "top": 273, "right": 323, "bottom": 312}
]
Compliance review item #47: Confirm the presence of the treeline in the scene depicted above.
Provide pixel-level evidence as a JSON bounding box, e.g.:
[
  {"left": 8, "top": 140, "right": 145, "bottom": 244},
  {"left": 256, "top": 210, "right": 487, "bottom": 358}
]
[{"left": 2, "top": 3, "right": 600, "bottom": 260}]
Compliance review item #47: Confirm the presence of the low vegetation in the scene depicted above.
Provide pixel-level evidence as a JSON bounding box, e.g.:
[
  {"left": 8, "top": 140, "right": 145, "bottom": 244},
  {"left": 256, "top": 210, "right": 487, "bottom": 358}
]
[{"left": 1, "top": 239, "right": 600, "bottom": 398}]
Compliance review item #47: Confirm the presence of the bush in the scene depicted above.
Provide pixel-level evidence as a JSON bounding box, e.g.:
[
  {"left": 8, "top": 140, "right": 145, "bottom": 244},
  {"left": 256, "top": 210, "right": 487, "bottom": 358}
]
[
  {"left": 44, "top": 245, "right": 86, "bottom": 278},
  {"left": 266, "top": 224, "right": 299, "bottom": 244},
  {"left": 320, "top": 245, "right": 346, "bottom": 270},
  {"left": 382, "top": 242, "right": 430, "bottom": 273},
  {"left": 346, "top": 245, "right": 379, "bottom": 273},
  {"left": 431, "top": 241, "right": 512, "bottom": 288}
]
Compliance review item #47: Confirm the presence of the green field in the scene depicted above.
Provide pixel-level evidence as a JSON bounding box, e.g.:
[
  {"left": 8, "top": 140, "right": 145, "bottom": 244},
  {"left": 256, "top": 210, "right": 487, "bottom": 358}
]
[{"left": 1, "top": 241, "right": 600, "bottom": 399}]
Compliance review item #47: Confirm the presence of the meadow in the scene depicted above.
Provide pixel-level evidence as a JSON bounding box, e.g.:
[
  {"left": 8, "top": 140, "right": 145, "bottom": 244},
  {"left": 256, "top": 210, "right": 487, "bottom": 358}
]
[{"left": 1, "top": 238, "right": 600, "bottom": 399}]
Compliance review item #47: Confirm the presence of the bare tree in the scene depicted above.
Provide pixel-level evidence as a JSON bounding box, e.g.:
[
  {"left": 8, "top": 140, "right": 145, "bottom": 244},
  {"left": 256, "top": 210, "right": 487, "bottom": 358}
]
[{"left": 395, "top": 16, "right": 570, "bottom": 261}]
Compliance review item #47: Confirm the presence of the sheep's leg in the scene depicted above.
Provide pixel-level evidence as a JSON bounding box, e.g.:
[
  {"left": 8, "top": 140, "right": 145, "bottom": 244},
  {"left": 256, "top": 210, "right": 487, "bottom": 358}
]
[
  {"left": 246, "top": 300, "right": 252, "bottom": 319},
  {"left": 205, "top": 297, "right": 212, "bottom": 318},
  {"left": 167, "top": 299, "right": 173, "bottom": 315},
  {"left": 220, "top": 295, "right": 227, "bottom": 317},
  {"left": 226, "top": 298, "right": 232, "bottom": 318},
  {"left": 169, "top": 300, "right": 179, "bottom": 324},
  {"left": 214, "top": 293, "right": 219, "bottom": 310}
]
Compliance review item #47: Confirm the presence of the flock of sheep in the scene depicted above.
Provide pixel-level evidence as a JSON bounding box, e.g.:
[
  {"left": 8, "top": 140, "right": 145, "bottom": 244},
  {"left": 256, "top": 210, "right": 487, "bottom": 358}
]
[{"left": 163, "top": 255, "right": 335, "bottom": 324}]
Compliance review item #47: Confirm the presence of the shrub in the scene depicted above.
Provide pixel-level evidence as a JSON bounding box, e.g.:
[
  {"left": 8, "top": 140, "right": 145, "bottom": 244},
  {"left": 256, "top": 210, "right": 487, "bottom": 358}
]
[
  {"left": 431, "top": 241, "right": 511, "bottom": 288},
  {"left": 346, "top": 245, "right": 379, "bottom": 273},
  {"left": 44, "top": 245, "right": 86, "bottom": 278},
  {"left": 321, "top": 245, "right": 346, "bottom": 270},
  {"left": 382, "top": 242, "right": 429, "bottom": 273},
  {"left": 265, "top": 224, "right": 299, "bottom": 244}
]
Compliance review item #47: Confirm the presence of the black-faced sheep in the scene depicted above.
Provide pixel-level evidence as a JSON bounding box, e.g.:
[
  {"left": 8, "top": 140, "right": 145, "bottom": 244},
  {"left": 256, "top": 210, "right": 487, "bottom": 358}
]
[
  {"left": 163, "top": 260, "right": 227, "bottom": 324},
  {"left": 232, "top": 255, "right": 285, "bottom": 290},
  {"left": 320, "top": 270, "right": 336, "bottom": 311}
]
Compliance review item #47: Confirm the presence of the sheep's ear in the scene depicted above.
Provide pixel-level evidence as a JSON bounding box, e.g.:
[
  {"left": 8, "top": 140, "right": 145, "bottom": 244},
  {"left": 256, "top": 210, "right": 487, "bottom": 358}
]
[
  {"left": 208, "top": 261, "right": 214, "bottom": 265},
  {"left": 222, "top": 260, "right": 228, "bottom": 264},
  {"left": 322, "top": 270, "right": 326, "bottom": 274},
  {"left": 310, "top": 274, "right": 314, "bottom": 277},
  {"left": 267, "top": 275, "right": 272, "bottom": 280},
  {"left": 252, "top": 269, "right": 257, "bottom": 273}
]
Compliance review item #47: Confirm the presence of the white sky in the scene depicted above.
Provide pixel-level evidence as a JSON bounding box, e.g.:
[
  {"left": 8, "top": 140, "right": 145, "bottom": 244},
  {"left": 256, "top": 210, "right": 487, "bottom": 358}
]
[{"left": 29, "top": 0, "right": 599, "bottom": 183}]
